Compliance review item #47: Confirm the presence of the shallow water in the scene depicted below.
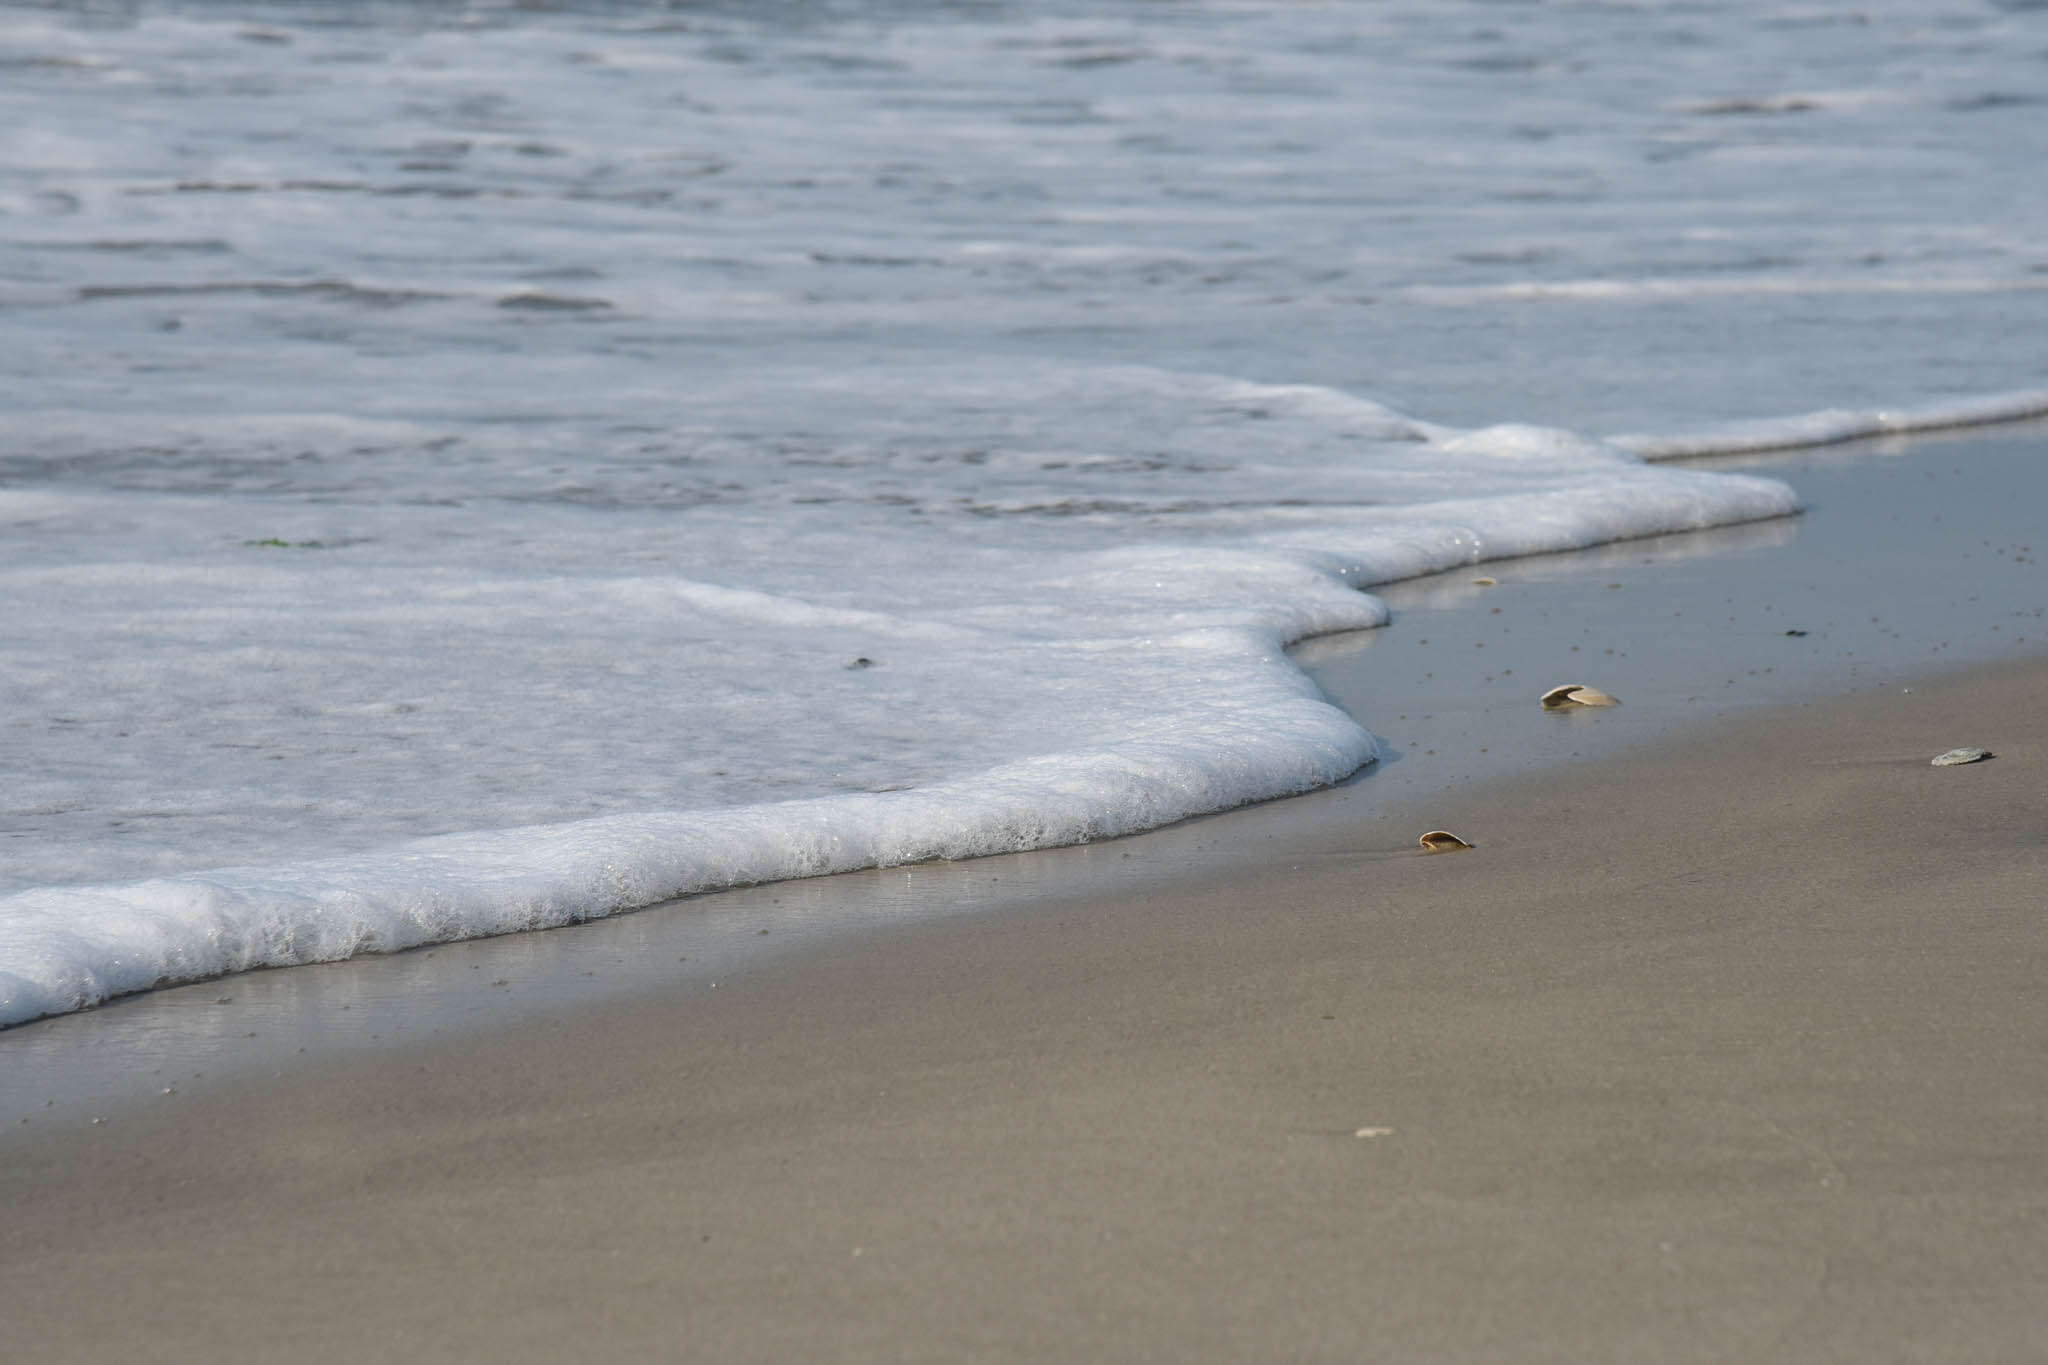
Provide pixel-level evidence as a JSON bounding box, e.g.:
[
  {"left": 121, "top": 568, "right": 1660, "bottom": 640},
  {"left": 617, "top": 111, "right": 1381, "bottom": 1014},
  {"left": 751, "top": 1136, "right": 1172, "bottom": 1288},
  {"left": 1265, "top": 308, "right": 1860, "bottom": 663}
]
[{"left": 1301, "top": 422, "right": 2048, "bottom": 800}]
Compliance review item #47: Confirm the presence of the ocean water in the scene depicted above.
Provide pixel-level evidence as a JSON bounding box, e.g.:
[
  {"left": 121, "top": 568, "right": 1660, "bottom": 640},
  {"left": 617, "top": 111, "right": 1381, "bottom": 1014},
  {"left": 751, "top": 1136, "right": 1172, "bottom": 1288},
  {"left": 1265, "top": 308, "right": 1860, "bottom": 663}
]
[{"left": 2, "top": 0, "right": 2044, "bottom": 1026}]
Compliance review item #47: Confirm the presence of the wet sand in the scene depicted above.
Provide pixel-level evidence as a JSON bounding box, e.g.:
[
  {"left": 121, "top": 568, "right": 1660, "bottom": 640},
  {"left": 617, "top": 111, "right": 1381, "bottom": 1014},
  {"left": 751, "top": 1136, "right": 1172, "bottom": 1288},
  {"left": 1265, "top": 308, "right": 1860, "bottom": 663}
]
[
  {"left": 4, "top": 653, "right": 2045, "bottom": 1362},
  {"left": 1298, "top": 418, "right": 2048, "bottom": 803}
]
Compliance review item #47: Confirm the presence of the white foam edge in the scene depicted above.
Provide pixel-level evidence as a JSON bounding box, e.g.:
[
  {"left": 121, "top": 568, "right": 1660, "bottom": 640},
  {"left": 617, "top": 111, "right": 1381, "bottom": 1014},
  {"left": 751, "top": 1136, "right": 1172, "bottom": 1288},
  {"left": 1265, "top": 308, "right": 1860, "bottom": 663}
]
[
  {"left": 0, "top": 456, "right": 1802, "bottom": 1028},
  {"left": 0, "top": 699, "right": 1372, "bottom": 1028},
  {"left": 1611, "top": 387, "right": 2048, "bottom": 460}
]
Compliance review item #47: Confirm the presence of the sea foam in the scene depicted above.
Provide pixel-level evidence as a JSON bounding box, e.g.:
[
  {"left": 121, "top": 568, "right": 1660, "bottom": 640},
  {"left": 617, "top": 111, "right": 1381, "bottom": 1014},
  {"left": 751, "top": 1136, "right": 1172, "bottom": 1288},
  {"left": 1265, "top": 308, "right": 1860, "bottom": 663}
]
[
  {"left": 0, "top": 416, "right": 1799, "bottom": 1026},
  {"left": 1613, "top": 389, "right": 2048, "bottom": 460}
]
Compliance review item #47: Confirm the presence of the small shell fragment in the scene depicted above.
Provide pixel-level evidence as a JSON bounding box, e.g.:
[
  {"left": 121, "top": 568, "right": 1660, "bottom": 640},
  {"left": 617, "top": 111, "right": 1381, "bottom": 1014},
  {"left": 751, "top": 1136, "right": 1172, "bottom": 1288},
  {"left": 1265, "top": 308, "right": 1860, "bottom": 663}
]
[
  {"left": 1419, "top": 830, "right": 1473, "bottom": 853},
  {"left": 1931, "top": 747, "right": 1993, "bottom": 767},
  {"left": 1540, "top": 684, "right": 1619, "bottom": 710},
  {"left": 1354, "top": 1126, "right": 1397, "bottom": 1139}
]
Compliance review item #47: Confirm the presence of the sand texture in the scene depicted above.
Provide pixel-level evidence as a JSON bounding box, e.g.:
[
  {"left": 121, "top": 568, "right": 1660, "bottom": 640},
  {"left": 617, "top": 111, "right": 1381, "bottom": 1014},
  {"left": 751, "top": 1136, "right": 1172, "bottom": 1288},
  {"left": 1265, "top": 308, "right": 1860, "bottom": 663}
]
[{"left": 4, "top": 658, "right": 2046, "bottom": 1362}]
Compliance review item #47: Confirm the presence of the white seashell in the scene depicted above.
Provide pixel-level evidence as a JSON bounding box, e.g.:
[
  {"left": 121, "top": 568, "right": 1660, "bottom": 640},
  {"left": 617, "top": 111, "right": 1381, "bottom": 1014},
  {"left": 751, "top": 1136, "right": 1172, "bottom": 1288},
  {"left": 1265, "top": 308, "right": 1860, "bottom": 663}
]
[
  {"left": 1419, "top": 829, "right": 1473, "bottom": 853},
  {"left": 1931, "top": 747, "right": 1993, "bottom": 767},
  {"left": 1540, "top": 684, "right": 1619, "bottom": 710}
]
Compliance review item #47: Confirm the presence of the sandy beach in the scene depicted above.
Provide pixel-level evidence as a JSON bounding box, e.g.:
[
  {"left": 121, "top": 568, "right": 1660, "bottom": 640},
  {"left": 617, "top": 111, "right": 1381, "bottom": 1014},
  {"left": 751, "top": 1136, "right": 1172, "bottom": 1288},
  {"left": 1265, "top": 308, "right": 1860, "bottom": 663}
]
[
  {"left": 5, "top": 649, "right": 2044, "bottom": 1362},
  {"left": 8, "top": 6, "right": 2047, "bottom": 1355}
]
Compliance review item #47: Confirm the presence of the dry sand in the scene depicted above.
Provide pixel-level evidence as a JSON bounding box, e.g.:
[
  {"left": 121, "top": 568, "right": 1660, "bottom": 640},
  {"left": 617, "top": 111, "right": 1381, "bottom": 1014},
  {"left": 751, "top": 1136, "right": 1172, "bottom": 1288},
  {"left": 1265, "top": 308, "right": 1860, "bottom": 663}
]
[{"left": 5, "top": 655, "right": 2045, "bottom": 1363}]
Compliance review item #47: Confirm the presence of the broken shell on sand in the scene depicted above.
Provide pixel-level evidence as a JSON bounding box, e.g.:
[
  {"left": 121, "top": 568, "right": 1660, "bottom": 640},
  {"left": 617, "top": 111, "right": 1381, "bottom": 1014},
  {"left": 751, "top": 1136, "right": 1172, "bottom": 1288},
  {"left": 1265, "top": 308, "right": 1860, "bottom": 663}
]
[
  {"left": 1931, "top": 747, "right": 1994, "bottom": 767},
  {"left": 1540, "top": 684, "right": 1619, "bottom": 710},
  {"left": 1419, "top": 830, "right": 1473, "bottom": 853}
]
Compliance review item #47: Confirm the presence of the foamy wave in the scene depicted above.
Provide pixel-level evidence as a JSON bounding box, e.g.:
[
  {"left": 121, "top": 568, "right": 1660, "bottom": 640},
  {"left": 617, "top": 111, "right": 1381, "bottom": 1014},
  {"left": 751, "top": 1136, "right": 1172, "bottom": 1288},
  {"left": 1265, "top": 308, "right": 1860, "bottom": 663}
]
[
  {"left": 0, "top": 695, "right": 1372, "bottom": 1027},
  {"left": 0, "top": 433, "right": 1800, "bottom": 1028},
  {"left": 1612, "top": 388, "right": 2048, "bottom": 460},
  {"left": 1405, "top": 276, "right": 2048, "bottom": 305}
]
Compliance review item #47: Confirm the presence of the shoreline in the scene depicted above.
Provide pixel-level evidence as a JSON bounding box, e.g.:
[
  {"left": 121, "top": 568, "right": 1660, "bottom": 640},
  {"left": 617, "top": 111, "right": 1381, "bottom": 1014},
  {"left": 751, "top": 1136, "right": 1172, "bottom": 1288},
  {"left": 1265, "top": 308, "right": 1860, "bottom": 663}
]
[
  {"left": 1301, "top": 416, "right": 2048, "bottom": 801},
  {"left": 4, "top": 650, "right": 2044, "bottom": 1360},
  {"left": 4, "top": 421, "right": 2045, "bottom": 1124}
]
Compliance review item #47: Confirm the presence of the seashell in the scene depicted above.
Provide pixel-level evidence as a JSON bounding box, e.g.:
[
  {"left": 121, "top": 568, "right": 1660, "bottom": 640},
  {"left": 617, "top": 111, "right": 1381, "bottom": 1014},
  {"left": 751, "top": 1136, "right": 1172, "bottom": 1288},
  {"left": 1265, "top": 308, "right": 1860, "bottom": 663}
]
[
  {"left": 1931, "top": 747, "right": 1993, "bottom": 767},
  {"left": 1419, "top": 830, "right": 1473, "bottom": 853},
  {"left": 1540, "top": 684, "right": 1619, "bottom": 710}
]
